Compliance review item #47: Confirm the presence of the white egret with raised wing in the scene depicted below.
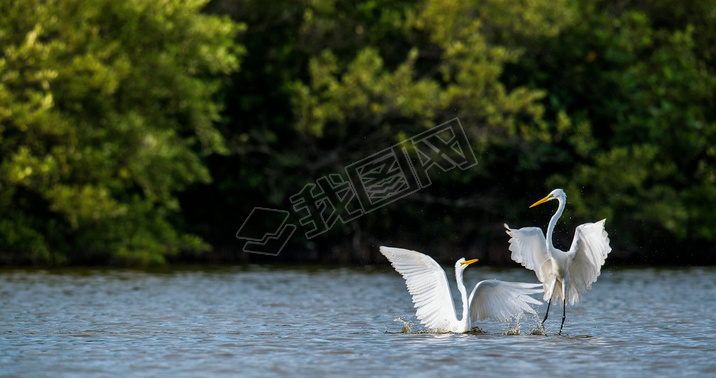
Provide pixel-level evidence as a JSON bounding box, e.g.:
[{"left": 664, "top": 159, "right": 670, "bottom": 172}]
[
  {"left": 379, "top": 246, "right": 543, "bottom": 333},
  {"left": 504, "top": 188, "right": 611, "bottom": 334}
]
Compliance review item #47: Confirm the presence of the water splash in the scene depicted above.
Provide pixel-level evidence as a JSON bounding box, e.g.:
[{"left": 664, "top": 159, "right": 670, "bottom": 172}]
[
  {"left": 468, "top": 326, "right": 486, "bottom": 335},
  {"left": 393, "top": 317, "right": 414, "bottom": 333},
  {"left": 528, "top": 314, "right": 547, "bottom": 335},
  {"left": 528, "top": 325, "right": 547, "bottom": 336},
  {"left": 504, "top": 319, "right": 521, "bottom": 335}
]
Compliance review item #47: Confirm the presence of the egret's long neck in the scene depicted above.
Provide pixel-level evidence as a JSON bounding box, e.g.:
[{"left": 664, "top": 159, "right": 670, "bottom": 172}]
[
  {"left": 455, "top": 268, "right": 470, "bottom": 325},
  {"left": 546, "top": 197, "right": 565, "bottom": 250}
]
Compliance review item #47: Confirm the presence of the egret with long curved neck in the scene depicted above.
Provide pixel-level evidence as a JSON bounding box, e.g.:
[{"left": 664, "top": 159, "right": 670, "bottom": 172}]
[
  {"left": 453, "top": 257, "right": 477, "bottom": 332},
  {"left": 504, "top": 189, "right": 612, "bottom": 334},
  {"left": 380, "top": 246, "right": 543, "bottom": 333}
]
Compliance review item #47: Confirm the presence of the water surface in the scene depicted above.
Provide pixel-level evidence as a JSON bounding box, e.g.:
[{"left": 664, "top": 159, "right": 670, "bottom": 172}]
[{"left": 1, "top": 265, "right": 715, "bottom": 376}]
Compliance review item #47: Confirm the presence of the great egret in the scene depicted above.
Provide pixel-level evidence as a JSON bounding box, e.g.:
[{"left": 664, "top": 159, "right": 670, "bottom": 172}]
[
  {"left": 379, "top": 246, "right": 543, "bottom": 333},
  {"left": 504, "top": 188, "right": 611, "bottom": 334}
]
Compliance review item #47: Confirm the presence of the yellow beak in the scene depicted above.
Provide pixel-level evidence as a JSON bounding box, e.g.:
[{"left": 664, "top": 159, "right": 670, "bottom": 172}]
[
  {"left": 461, "top": 259, "right": 478, "bottom": 266},
  {"left": 530, "top": 194, "right": 553, "bottom": 208}
]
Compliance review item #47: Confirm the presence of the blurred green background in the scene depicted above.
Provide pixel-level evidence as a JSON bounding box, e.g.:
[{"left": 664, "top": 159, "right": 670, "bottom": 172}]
[{"left": 1, "top": 0, "right": 714, "bottom": 266}]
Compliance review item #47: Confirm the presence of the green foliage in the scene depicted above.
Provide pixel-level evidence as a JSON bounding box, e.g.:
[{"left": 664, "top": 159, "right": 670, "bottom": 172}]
[
  {"left": 196, "top": 0, "right": 578, "bottom": 263},
  {"left": 2, "top": 0, "right": 715, "bottom": 266},
  {"left": 0, "top": 0, "right": 243, "bottom": 265},
  {"left": 208, "top": 0, "right": 716, "bottom": 264},
  {"left": 513, "top": 1, "right": 716, "bottom": 261},
  {"left": 291, "top": 47, "right": 440, "bottom": 138}
]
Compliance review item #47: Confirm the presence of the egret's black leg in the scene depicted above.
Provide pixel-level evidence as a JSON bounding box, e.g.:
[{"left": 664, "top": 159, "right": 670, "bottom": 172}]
[
  {"left": 542, "top": 292, "right": 554, "bottom": 324},
  {"left": 558, "top": 297, "right": 566, "bottom": 335}
]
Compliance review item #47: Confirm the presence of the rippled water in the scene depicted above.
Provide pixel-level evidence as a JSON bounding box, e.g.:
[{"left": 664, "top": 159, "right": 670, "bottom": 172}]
[{"left": 1, "top": 265, "right": 715, "bottom": 376}]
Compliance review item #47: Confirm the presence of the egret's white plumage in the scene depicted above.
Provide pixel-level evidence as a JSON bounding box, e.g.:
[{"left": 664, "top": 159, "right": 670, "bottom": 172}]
[
  {"left": 504, "top": 188, "right": 611, "bottom": 334},
  {"left": 379, "top": 246, "right": 542, "bottom": 333}
]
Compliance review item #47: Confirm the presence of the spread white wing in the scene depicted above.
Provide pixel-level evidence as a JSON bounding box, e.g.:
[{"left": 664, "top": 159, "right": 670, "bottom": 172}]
[
  {"left": 504, "top": 223, "right": 556, "bottom": 300},
  {"left": 379, "top": 246, "right": 457, "bottom": 331},
  {"left": 469, "top": 280, "right": 543, "bottom": 322},
  {"left": 564, "top": 219, "right": 612, "bottom": 305}
]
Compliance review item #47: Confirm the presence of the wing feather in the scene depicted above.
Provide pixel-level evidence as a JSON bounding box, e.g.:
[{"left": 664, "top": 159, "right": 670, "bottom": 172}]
[
  {"left": 379, "top": 246, "right": 457, "bottom": 331},
  {"left": 504, "top": 224, "right": 553, "bottom": 285},
  {"left": 565, "top": 219, "right": 612, "bottom": 305},
  {"left": 469, "top": 280, "right": 543, "bottom": 323}
]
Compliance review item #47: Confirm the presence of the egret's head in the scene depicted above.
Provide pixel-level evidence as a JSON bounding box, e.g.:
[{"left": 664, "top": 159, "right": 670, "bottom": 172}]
[
  {"left": 530, "top": 188, "right": 566, "bottom": 208},
  {"left": 456, "top": 257, "right": 478, "bottom": 271}
]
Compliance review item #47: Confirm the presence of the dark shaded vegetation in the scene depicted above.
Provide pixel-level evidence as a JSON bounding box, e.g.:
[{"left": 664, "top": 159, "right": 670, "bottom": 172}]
[{"left": 1, "top": 0, "right": 715, "bottom": 266}]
